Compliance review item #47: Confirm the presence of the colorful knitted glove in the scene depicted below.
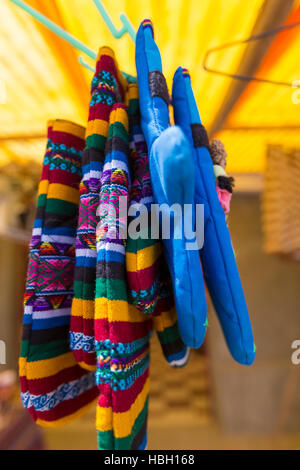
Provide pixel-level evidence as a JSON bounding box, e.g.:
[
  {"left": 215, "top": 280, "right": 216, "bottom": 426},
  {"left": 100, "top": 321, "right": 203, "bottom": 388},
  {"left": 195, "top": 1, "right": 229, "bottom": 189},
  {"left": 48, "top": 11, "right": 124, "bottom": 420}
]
[
  {"left": 136, "top": 20, "right": 207, "bottom": 349},
  {"left": 95, "top": 103, "right": 152, "bottom": 450},
  {"left": 20, "top": 120, "right": 99, "bottom": 426},
  {"left": 172, "top": 67, "right": 255, "bottom": 365},
  {"left": 126, "top": 83, "right": 190, "bottom": 367},
  {"left": 70, "top": 48, "right": 127, "bottom": 370}
]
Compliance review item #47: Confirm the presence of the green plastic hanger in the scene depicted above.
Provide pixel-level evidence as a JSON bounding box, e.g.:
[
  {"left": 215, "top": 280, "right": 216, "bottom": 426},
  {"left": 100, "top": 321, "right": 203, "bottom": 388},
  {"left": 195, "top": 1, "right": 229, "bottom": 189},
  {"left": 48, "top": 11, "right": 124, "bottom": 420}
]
[
  {"left": 93, "top": 0, "right": 136, "bottom": 42},
  {"left": 9, "top": 0, "right": 136, "bottom": 81}
]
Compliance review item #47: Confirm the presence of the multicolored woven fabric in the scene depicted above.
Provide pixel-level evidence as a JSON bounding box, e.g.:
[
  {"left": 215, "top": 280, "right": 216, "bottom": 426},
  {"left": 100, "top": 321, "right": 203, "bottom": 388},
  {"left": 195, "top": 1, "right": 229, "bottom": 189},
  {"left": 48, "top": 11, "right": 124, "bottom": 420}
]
[
  {"left": 95, "top": 88, "right": 189, "bottom": 449},
  {"left": 70, "top": 48, "right": 127, "bottom": 370},
  {"left": 95, "top": 103, "right": 152, "bottom": 450},
  {"left": 20, "top": 120, "right": 99, "bottom": 427},
  {"left": 126, "top": 84, "right": 189, "bottom": 367}
]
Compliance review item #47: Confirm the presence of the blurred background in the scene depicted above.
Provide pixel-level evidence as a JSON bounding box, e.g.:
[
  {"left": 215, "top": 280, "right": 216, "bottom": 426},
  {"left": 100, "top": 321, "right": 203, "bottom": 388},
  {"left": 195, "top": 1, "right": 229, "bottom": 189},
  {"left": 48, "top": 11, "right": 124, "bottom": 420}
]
[{"left": 0, "top": 0, "right": 300, "bottom": 450}]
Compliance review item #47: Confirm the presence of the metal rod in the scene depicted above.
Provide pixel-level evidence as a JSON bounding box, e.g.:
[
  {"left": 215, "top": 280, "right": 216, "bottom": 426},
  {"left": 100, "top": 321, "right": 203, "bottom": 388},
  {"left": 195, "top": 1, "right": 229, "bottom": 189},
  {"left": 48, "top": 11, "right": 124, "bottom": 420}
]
[{"left": 203, "top": 20, "right": 300, "bottom": 87}]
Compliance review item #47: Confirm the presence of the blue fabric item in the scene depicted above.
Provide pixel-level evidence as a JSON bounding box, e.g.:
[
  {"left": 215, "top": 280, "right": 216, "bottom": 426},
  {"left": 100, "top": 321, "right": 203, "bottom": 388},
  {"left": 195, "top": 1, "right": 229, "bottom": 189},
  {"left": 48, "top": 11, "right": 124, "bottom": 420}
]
[
  {"left": 135, "top": 21, "right": 207, "bottom": 348},
  {"left": 172, "top": 67, "right": 255, "bottom": 365}
]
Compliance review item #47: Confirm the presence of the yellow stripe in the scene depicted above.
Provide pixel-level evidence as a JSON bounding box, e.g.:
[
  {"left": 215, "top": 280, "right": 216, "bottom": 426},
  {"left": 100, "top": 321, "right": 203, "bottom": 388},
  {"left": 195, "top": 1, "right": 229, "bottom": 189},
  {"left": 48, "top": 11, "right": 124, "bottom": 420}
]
[
  {"left": 128, "top": 83, "right": 139, "bottom": 100},
  {"left": 152, "top": 307, "right": 178, "bottom": 332},
  {"left": 96, "top": 403, "right": 112, "bottom": 432},
  {"left": 96, "top": 377, "right": 150, "bottom": 437},
  {"left": 38, "top": 179, "right": 49, "bottom": 196},
  {"left": 95, "top": 298, "right": 148, "bottom": 323},
  {"left": 19, "top": 357, "right": 27, "bottom": 377},
  {"left": 85, "top": 119, "right": 109, "bottom": 138},
  {"left": 21, "top": 352, "right": 77, "bottom": 380},
  {"left": 71, "top": 298, "right": 94, "bottom": 319},
  {"left": 126, "top": 243, "right": 161, "bottom": 272},
  {"left": 95, "top": 296, "right": 108, "bottom": 320},
  {"left": 97, "top": 46, "right": 115, "bottom": 61},
  {"left": 48, "top": 183, "right": 79, "bottom": 204},
  {"left": 36, "top": 398, "right": 98, "bottom": 428},
  {"left": 78, "top": 362, "right": 96, "bottom": 372},
  {"left": 52, "top": 119, "right": 86, "bottom": 140},
  {"left": 117, "top": 70, "right": 128, "bottom": 97},
  {"left": 47, "top": 119, "right": 54, "bottom": 129},
  {"left": 109, "top": 106, "right": 129, "bottom": 132},
  {"left": 117, "top": 106, "right": 129, "bottom": 132}
]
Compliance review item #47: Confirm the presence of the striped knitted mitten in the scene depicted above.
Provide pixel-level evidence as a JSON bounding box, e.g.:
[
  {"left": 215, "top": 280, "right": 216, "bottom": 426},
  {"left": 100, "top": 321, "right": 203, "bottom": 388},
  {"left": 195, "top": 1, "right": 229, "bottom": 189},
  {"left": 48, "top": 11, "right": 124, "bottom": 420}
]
[
  {"left": 95, "top": 104, "right": 151, "bottom": 450},
  {"left": 70, "top": 48, "right": 127, "bottom": 370},
  {"left": 20, "top": 120, "right": 99, "bottom": 426}
]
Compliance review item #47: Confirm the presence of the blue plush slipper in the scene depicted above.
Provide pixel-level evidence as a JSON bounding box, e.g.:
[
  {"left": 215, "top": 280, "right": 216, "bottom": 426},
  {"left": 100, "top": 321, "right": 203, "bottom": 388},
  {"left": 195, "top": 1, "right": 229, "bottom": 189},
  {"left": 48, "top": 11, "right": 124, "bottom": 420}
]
[
  {"left": 135, "top": 19, "right": 207, "bottom": 348},
  {"left": 172, "top": 67, "right": 255, "bottom": 365}
]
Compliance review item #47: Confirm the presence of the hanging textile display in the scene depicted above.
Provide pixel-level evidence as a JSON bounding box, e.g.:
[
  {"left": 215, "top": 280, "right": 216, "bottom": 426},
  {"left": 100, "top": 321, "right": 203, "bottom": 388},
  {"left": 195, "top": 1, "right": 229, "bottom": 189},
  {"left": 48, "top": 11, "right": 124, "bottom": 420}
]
[{"left": 17, "top": 15, "right": 255, "bottom": 451}]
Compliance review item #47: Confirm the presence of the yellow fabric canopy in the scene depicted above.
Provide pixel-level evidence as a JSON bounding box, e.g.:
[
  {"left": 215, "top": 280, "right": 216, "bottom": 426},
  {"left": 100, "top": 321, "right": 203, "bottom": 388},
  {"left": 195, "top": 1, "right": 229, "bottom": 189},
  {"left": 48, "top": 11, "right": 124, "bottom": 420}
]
[
  {"left": 217, "top": 0, "right": 300, "bottom": 173},
  {"left": 0, "top": 0, "right": 299, "bottom": 175}
]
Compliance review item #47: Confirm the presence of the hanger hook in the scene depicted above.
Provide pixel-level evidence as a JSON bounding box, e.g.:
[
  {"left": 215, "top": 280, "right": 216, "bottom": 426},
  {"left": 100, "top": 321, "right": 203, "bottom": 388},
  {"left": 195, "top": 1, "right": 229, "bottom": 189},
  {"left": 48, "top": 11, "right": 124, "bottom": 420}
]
[
  {"left": 93, "top": 0, "right": 136, "bottom": 42},
  {"left": 203, "top": 20, "right": 300, "bottom": 88}
]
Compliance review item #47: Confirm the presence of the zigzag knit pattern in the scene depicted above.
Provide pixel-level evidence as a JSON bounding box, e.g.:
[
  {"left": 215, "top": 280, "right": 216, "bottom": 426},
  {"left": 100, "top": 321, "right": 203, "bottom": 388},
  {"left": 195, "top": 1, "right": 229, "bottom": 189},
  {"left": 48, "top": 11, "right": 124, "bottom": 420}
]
[
  {"left": 70, "top": 48, "right": 127, "bottom": 370},
  {"left": 19, "top": 120, "right": 99, "bottom": 427}
]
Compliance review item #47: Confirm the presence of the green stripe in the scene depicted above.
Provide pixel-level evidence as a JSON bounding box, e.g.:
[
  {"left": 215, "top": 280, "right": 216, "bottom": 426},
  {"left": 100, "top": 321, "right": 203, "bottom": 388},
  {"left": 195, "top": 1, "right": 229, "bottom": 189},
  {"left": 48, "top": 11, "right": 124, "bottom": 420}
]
[
  {"left": 27, "top": 339, "right": 69, "bottom": 362},
  {"left": 156, "top": 323, "right": 181, "bottom": 345},
  {"left": 86, "top": 134, "right": 106, "bottom": 150},
  {"left": 95, "top": 277, "right": 127, "bottom": 301},
  {"left": 73, "top": 280, "right": 95, "bottom": 300},
  {"left": 128, "top": 98, "right": 139, "bottom": 115},
  {"left": 109, "top": 121, "right": 129, "bottom": 143},
  {"left": 126, "top": 232, "right": 156, "bottom": 253},
  {"left": 97, "top": 429, "right": 114, "bottom": 450},
  {"left": 37, "top": 193, "right": 47, "bottom": 208},
  {"left": 20, "top": 339, "right": 29, "bottom": 358},
  {"left": 46, "top": 198, "right": 77, "bottom": 216}
]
